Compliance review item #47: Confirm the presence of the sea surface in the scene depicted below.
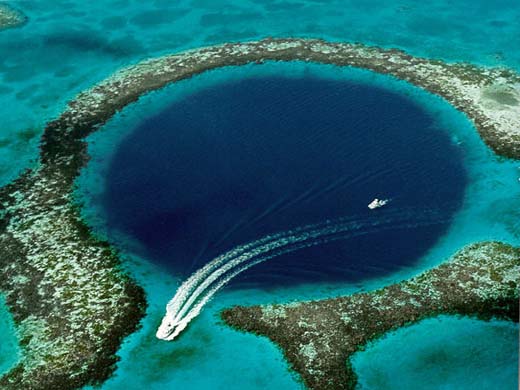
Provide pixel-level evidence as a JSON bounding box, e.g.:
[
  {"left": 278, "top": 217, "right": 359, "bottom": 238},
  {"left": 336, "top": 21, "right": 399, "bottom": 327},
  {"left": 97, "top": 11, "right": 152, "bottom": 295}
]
[
  {"left": 352, "top": 316, "right": 519, "bottom": 390},
  {"left": 0, "top": 297, "right": 20, "bottom": 375},
  {"left": 0, "top": 0, "right": 518, "bottom": 388},
  {"left": 1, "top": 0, "right": 520, "bottom": 188},
  {"left": 101, "top": 72, "right": 465, "bottom": 286},
  {"left": 77, "top": 63, "right": 519, "bottom": 389}
]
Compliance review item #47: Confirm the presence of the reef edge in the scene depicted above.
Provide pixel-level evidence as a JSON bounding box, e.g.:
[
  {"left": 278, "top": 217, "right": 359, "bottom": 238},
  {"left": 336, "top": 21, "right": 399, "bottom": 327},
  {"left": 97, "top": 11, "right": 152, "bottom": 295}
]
[
  {"left": 0, "top": 38, "right": 519, "bottom": 388},
  {"left": 0, "top": 4, "right": 27, "bottom": 31},
  {"left": 222, "top": 242, "right": 519, "bottom": 390}
]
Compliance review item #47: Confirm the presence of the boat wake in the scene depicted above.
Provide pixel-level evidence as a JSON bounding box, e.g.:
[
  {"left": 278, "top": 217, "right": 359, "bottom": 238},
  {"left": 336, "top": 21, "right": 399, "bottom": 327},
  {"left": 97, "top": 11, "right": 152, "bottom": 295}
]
[{"left": 156, "top": 207, "right": 448, "bottom": 341}]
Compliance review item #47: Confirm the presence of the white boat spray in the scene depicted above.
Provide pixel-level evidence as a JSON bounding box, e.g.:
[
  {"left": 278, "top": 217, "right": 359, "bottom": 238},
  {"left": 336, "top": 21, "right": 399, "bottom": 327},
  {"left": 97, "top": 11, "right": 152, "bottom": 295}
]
[{"left": 156, "top": 207, "right": 447, "bottom": 340}]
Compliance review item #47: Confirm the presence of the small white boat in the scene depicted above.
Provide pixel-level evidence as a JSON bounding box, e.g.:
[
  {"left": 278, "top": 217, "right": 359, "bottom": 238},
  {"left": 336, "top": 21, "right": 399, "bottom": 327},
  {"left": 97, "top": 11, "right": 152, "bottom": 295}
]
[{"left": 368, "top": 198, "right": 389, "bottom": 210}]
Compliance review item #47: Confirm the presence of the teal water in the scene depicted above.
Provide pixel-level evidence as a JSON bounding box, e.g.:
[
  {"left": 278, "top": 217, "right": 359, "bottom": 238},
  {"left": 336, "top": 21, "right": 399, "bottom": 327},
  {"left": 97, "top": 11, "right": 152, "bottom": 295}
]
[
  {"left": 0, "top": 296, "right": 20, "bottom": 375},
  {"left": 77, "top": 62, "right": 519, "bottom": 389},
  {"left": 0, "top": 1, "right": 518, "bottom": 388},
  {"left": 0, "top": 0, "right": 519, "bottom": 186},
  {"left": 352, "top": 316, "right": 519, "bottom": 390}
]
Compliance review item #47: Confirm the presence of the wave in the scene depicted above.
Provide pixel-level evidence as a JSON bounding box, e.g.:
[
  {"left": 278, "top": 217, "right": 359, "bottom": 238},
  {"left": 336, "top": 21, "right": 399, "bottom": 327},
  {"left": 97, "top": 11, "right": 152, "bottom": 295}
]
[{"left": 156, "top": 206, "right": 448, "bottom": 341}]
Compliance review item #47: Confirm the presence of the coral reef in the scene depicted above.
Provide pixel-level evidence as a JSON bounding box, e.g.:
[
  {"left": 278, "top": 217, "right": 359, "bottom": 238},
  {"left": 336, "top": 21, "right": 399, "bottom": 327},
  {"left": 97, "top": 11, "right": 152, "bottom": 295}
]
[
  {"left": 50, "top": 38, "right": 520, "bottom": 161},
  {"left": 222, "top": 242, "right": 519, "bottom": 390},
  {"left": 0, "top": 4, "right": 26, "bottom": 30},
  {"left": 1, "top": 38, "right": 518, "bottom": 388}
]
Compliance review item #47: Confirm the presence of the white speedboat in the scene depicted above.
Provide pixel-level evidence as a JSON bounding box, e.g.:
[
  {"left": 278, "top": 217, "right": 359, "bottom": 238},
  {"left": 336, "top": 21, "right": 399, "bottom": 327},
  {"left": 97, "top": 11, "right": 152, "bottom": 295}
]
[{"left": 368, "top": 198, "right": 389, "bottom": 209}]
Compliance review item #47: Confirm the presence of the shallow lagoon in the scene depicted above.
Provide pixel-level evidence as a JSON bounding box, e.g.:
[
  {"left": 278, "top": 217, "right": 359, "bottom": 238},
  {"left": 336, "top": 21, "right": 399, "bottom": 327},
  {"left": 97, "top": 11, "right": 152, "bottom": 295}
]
[
  {"left": 352, "top": 316, "right": 519, "bottom": 390},
  {"left": 0, "top": 296, "right": 20, "bottom": 376},
  {"left": 77, "top": 62, "right": 519, "bottom": 389},
  {"left": 1, "top": 0, "right": 520, "bottom": 187}
]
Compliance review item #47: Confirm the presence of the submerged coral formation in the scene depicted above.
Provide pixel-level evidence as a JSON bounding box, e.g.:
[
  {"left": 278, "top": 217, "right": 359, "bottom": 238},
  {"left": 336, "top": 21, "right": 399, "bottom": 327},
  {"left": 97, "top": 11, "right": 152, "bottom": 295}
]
[
  {"left": 0, "top": 175, "right": 146, "bottom": 389},
  {"left": 56, "top": 38, "right": 520, "bottom": 159},
  {"left": 0, "top": 38, "right": 518, "bottom": 388},
  {"left": 222, "top": 242, "right": 519, "bottom": 390},
  {"left": 0, "top": 4, "right": 26, "bottom": 30}
]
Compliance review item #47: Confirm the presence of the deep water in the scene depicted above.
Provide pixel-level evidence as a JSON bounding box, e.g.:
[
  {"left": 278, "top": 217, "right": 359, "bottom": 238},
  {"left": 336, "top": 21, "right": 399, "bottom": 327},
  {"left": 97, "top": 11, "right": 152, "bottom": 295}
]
[
  {"left": 0, "top": 0, "right": 517, "bottom": 386},
  {"left": 102, "top": 75, "right": 466, "bottom": 286},
  {"left": 77, "top": 63, "right": 519, "bottom": 390}
]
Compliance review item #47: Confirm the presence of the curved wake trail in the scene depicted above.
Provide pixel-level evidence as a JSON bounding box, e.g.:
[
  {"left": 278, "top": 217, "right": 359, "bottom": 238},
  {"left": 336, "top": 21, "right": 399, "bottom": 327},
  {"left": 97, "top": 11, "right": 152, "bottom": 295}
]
[{"left": 156, "top": 207, "right": 449, "bottom": 340}]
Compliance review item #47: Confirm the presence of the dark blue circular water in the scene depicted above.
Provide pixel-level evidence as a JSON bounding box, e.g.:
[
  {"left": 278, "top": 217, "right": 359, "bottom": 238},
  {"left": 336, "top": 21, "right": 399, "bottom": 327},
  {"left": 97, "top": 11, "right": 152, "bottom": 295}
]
[{"left": 103, "top": 75, "right": 466, "bottom": 286}]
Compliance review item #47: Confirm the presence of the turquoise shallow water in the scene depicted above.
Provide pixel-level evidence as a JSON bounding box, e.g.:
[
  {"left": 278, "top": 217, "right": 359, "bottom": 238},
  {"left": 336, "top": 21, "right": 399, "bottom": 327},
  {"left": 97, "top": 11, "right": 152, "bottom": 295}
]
[
  {"left": 0, "top": 0, "right": 519, "bottom": 186},
  {"left": 77, "top": 62, "right": 519, "bottom": 389},
  {"left": 0, "top": 1, "right": 518, "bottom": 388},
  {"left": 352, "top": 316, "right": 519, "bottom": 390},
  {"left": 0, "top": 296, "right": 20, "bottom": 376}
]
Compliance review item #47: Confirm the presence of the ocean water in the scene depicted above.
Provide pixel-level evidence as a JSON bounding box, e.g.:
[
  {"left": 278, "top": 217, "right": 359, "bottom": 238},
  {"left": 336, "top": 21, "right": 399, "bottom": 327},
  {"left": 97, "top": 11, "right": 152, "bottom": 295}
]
[
  {"left": 0, "top": 1, "right": 518, "bottom": 388},
  {"left": 100, "top": 72, "right": 465, "bottom": 286},
  {"left": 77, "top": 63, "right": 519, "bottom": 389},
  {"left": 352, "top": 316, "right": 519, "bottom": 390},
  {"left": 0, "top": 0, "right": 519, "bottom": 187},
  {"left": 0, "top": 296, "right": 20, "bottom": 376}
]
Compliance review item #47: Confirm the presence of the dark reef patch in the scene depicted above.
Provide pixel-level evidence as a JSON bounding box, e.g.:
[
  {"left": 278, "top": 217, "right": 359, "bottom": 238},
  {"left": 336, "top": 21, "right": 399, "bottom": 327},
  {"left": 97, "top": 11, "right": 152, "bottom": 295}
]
[{"left": 0, "top": 4, "right": 27, "bottom": 31}]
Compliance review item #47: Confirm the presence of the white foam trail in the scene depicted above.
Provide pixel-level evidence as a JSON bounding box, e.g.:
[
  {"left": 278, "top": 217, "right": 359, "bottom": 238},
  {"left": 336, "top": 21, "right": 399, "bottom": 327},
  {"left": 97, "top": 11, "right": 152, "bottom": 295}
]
[
  {"left": 173, "top": 220, "right": 354, "bottom": 323},
  {"left": 163, "top": 212, "right": 370, "bottom": 317},
  {"left": 157, "top": 207, "right": 448, "bottom": 341},
  {"left": 164, "top": 212, "right": 369, "bottom": 318}
]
